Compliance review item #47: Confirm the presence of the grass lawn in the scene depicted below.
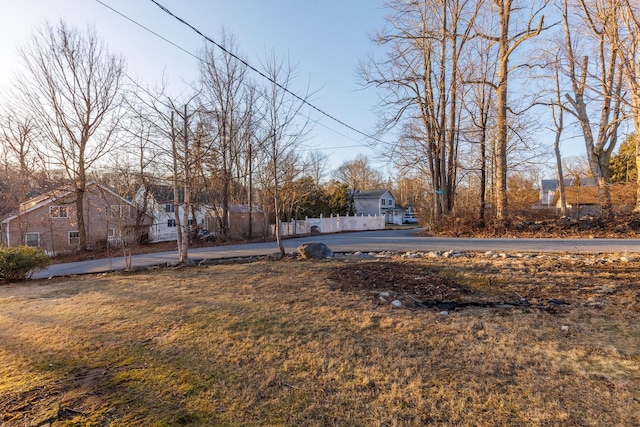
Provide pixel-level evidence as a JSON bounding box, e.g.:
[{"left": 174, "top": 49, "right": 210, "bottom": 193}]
[{"left": 1, "top": 254, "right": 639, "bottom": 426}]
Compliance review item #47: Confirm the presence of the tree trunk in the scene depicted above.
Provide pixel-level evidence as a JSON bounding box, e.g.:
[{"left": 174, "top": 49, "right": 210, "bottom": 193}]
[
  {"left": 494, "top": 2, "right": 510, "bottom": 225},
  {"left": 170, "top": 111, "right": 184, "bottom": 263},
  {"left": 273, "top": 154, "right": 284, "bottom": 257}
]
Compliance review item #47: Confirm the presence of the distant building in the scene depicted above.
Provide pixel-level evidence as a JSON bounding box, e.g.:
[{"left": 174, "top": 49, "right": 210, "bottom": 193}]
[
  {"left": 135, "top": 183, "right": 212, "bottom": 243},
  {"left": 349, "top": 189, "right": 406, "bottom": 225},
  {"left": 539, "top": 177, "right": 597, "bottom": 207},
  {"left": 1, "top": 182, "right": 153, "bottom": 254},
  {"left": 135, "top": 183, "right": 269, "bottom": 242},
  {"left": 552, "top": 182, "right": 636, "bottom": 215}
]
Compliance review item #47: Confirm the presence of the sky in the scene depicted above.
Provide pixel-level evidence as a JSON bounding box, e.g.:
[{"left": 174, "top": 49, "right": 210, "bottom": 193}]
[{"left": 0, "top": 0, "right": 388, "bottom": 174}]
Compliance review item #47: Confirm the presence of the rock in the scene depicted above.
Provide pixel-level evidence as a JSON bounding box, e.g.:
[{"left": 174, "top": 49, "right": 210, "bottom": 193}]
[
  {"left": 438, "top": 311, "right": 449, "bottom": 316},
  {"left": 297, "top": 242, "right": 334, "bottom": 259},
  {"left": 561, "top": 325, "right": 569, "bottom": 331},
  {"left": 379, "top": 292, "right": 392, "bottom": 298},
  {"left": 391, "top": 300, "right": 403, "bottom": 308},
  {"left": 548, "top": 298, "right": 570, "bottom": 305}
]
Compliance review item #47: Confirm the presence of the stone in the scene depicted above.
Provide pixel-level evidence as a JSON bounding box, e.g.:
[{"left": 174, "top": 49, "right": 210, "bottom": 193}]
[
  {"left": 391, "top": 300, "right": 403, "bottom": 308},
  {"left": 297, "top": 242, "right": 334, "bottom": 259}
]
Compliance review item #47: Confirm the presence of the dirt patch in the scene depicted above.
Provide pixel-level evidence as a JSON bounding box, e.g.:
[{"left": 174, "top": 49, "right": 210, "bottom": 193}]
[
  {"left": 326, "top": 261, "right": 513, "bottom": 310},
  {"left": 325, "top": 256, "right": 640, "bottom": 312}
]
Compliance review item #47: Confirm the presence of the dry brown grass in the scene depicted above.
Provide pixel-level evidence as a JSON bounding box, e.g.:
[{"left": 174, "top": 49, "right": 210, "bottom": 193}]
[{"left": 1, "top": 255, "right": 639, "bottom": 426}]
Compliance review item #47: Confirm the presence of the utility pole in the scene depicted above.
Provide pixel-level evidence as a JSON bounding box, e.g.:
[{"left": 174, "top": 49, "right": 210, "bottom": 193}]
[
  {"left": 248, "top": 140, "right": 253, "bottom": 240},
  {"left": 181, "top": 104, "right": 190, "bottom": 263}
]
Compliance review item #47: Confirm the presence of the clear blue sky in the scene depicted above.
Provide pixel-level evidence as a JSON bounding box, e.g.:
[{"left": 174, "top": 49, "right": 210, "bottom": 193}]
[{"left": 0, "top": 0, "right": 387, "bottom": 173}]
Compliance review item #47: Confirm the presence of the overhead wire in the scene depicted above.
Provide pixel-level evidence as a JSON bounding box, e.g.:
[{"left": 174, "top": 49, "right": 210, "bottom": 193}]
[
  {"left": 94, "top": 0, "right": 383, "bottom": 150},
  {"left": 147, "top": 0, "right": 381, "bottom": 144}
]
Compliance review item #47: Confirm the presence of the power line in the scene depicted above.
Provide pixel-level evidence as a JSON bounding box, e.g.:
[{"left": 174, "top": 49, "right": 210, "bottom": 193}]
[
  {"left": 94, "top": 0, "right": 383, "bottom": 150},
  {"left": 146, "top": 0, "right": 381, "bottom": 144}
]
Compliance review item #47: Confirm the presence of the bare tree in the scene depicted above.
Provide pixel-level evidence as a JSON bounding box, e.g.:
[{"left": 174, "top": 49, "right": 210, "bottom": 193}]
[
  {"left": 260, "top": 51, "right": 310, "bottom": 257},
  {"left": 15, "top": 21, "right": 125, "bottom": 250},
  {"left": 551, "top": 64, "right": 568, "bottom": 216},
  {"left": 331, "top": 154, "right": 384, "bottom": 191},
  {"left": 561, "top": 0, "right": 624, "bottom": 219},
  {"left": 0, "top": 109, "right": 39, "bottom": 213},
  {"left": 362, "top": 0, "right": 482, "bottom": 223},
  {"left": 481, "top": 0, "right": 550, "bottom": 224},
  {"left": 199, "top": 33, "right": 257, "bottom": 238},
  {"left": 601, "top": 0, "right": 640, "bottom": 211},
  {"left": 303, "top": 150, "right": 330, "bottom": 187},
  {"left": 461, "top": 31, "right": 497, "bottom": 225}
]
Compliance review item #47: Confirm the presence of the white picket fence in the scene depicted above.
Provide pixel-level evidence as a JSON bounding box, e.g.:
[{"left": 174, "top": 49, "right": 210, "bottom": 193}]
[{"left": 278, "top": 213, "right": 386, "bottom": 237}]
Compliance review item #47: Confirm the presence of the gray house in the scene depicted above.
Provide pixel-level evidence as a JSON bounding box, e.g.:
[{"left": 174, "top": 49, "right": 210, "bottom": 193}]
[{"left": 350, "top": 189, "right": 405, "bottom": 225}]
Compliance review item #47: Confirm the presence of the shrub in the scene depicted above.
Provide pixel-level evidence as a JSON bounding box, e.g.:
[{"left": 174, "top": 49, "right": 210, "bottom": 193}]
[{"left": 0, "top": 246, "right": 51, "bottom": 282}]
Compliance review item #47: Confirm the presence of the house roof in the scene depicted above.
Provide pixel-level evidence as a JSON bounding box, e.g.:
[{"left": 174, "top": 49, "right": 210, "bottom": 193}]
[
  {"left": 541, "top": 177, "right": 596, "bottom": 193},
  {"left": 2, "top": 181, "right": 144, "bottom": 224},
  {"left": 142, "top": 183, "right": 215, "bottom": 205},
  {"left": 350, "top": 189, "right": 394, "bottom": 199},
  {"left": 553, "top": 183, "right": 636, "bottom": 205}
]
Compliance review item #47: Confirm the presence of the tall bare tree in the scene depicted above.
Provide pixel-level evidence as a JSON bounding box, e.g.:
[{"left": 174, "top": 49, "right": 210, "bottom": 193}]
[
  {"left": 199, "top": 33, "right": 257, "bottom": 239},
  {"left": 16, "top": 21, "right": 125, "bottom": 250},
  {"left": 561, "top": 0, "right": 624, "bottom": 219},
  {"left": 600, "top": 0, "right": 640, "bottom": 211},
  {"left": 362, "top": 0, "right": 482, "bottom": 223},
  {"left": 481, "top": 0, "right": 549, "bottom": 224},
  {"left": 550, "top": 62, "right": 568, "bottom": 215},
  {"left": 260, "top": 51, "right": 310, "bottom": 257}
]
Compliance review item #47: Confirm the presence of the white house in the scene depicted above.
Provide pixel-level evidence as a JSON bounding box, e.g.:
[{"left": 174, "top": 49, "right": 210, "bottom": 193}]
[
  {"left": 350, "top": 189, "right": 405, "bottom": 225},
  {"left": 134, "top": 184, "right": 211, "bottom": 243}
]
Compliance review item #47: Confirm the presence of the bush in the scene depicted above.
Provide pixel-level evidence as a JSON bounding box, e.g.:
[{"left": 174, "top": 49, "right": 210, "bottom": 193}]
[{"left": 0, "top": 246, "right": 51, "bottom": 282}]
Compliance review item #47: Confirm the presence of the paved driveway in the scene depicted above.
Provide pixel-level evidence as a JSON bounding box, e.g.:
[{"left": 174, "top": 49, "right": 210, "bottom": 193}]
[{"left": 33, "top": 228, "right": 640, "bottom": 279}]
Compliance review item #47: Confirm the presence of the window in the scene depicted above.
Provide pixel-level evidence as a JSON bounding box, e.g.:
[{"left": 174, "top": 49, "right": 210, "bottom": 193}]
[
  {"left": 111, "top": 205, "right": 130, "bottom": 219},
  {"left": 25, "top": 232, "right": 40, "bottom": 248},
  {"left": 165, "top": 204, "right": 175, "bottom": 213},
  {"left": 50, "top": 206, "right": 68, "bottom": 218},
  {"left": 68, "top": 230, "right": 80, "bottom": 245},
  {"left": 388, "top": 199, "right": 393, "bottom": 207},
  {"left": 167, "top": 219, "right": 176, "bottom": 227},
  {"left": 381, "top": 199, "right": 386, "bottom": 206}
]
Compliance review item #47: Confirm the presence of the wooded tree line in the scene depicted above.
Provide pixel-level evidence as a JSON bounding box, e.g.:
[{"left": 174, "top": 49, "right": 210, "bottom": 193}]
[
  {"left": 360, "top": 0, "right": 640, "bottom": 225},
  {"left": 2, "top": 0, "right": 640, "bottom": 258}
]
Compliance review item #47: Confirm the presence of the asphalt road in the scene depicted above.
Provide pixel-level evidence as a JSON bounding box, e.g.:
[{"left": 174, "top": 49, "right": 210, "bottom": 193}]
[{"left": 32, "top": 228, "right": 640, "bottom": 279}]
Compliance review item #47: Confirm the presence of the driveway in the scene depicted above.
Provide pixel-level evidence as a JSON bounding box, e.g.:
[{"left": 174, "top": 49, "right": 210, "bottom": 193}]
[{"left": 33, "top": 228, "right": 640, "bottom": 279}]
